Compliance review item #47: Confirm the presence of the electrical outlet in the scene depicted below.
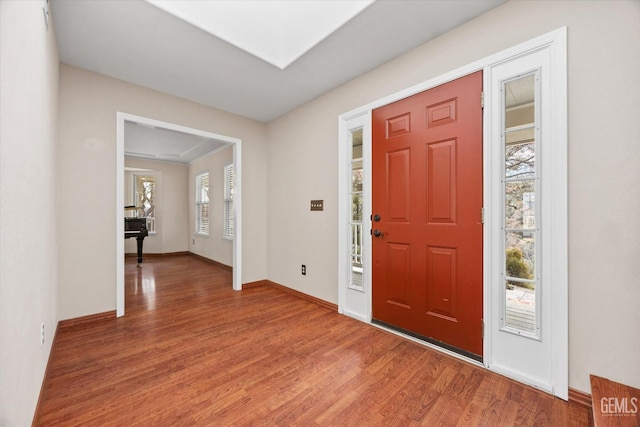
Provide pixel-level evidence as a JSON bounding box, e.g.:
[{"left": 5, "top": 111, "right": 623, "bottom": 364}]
[
  {"left": 192, "top": 239, "right": 195, "bottom": 245},
  {"left": 40, "top": 323, "right": 45, "bottom": 347},
  {"left": 301, "top": 265, "right": 306, "bottom": 275}
]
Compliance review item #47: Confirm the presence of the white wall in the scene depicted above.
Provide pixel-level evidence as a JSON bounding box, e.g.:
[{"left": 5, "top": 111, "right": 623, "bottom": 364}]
[
  {"left": 266, "top": 0, "right": 640, "bottom": 394},
  {"left": 189, "top": 147, "right": 234, "bottom": 266},
  {"left": 0, "top": 2, "right": 59, "bottom": 425},
  {"left": 58, "top": 64, "right": 268, "bottom": 320},
  {"left": 124, "top": 157, "right": 189, "bottom": 255}
]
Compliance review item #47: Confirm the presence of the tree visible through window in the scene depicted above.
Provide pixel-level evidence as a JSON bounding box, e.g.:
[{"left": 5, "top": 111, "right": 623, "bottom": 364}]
[
  {"left": 349, "top": 128, "right": 364, "bottom": 291},
  {"left": 503, "top": 72, "right": 538, "bottom": 335},
  {"left": 134, "top": 175, "right": 155, "bottom": 232},
  {"left": 196, "top": 172, "right": 209, "bottom": 235}
]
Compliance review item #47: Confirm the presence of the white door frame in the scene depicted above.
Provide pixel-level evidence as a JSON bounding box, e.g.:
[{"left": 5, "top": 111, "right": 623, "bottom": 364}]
[
  {"left": 116, "top": 112, "right": 243, "bottom": 317},
  {"left": 338, "top": 111, "right": 372, "bottom": 323},
  {"left": 338, "top": 27, "right": 567, "bottom": 398}
]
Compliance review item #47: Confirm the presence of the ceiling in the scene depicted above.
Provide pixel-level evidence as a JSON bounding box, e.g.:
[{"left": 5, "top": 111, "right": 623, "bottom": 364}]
[
  {"left": 124, "top": 122, "right": 228, "bottom": 163},
  {"left": 51, "top": 0, "right": 504, "bottom": 163},
  {"left": 145, "top": 0, "right": 375, "bottom": 70}
]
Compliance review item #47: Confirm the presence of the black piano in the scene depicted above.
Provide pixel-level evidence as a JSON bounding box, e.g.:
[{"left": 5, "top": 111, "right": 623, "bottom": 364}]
[{"left": 125, "top": 217, "right": 148, "bottom": 266}]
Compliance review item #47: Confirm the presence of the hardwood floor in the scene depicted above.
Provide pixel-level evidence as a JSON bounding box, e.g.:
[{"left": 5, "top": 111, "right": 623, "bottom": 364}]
[{"left": 35, "top": 255, "right": 591, "bottom": 426}]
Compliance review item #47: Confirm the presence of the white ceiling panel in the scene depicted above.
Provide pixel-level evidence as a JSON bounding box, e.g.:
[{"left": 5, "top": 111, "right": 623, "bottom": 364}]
[{"left": 145, "top": 0, "right": 375, "bottom": 69}]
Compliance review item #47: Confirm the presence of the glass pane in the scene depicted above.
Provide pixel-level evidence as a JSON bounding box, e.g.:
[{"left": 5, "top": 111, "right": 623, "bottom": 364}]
[
  {"left": 350, "top": 223, "right": 363, "bottom": 263},
  {"left": 351, "top": 128, "right": 363, "bottom": 159},
  {"left": 505, "top": 181, "right": 535, "bottom": 229},
  {"left": 224, "top": 164, "right": 234, "bottom": 200},
  {"left": 349, "top": 128, "right": 364, "bottom": 291},
  {"left": 350, "top": 263, "right": 363, "bottom": 290},
  {"left": 197, "top": 173, "right": 209, "bottom": 203},
  {"left": 351, "top": 161, "right": 363, "bottom": 192},
  {"left": 504, "top": 75, "right": 535, "bottom": 127},
  {"left": 503, "top": 73, "right": 537, "bottom": 335},
  {"left": 135, "top": 175, "right": 156, "bottom": 232},
  {"left": 505, "top": 231, "right": 535, "bottom": 281},
  {"left": 505, "top": 126, "right": 534, "bottom": 145},
  {"left": 505, "top": 106, "right": 534, "bottom": 129},
  {"left": 350, "top": 221, "right": 363, "bottom": 290},
  {"left": 352, "top": 193, "right": 363, "bottom": 222},
  {"left": 506, "top": 142, "right": 535, "bottom": 179},
  {"left": 505, "top": 280, "right": 535, "bottom": 333}
]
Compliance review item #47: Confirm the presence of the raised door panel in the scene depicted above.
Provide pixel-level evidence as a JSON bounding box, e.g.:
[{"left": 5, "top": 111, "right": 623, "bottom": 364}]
[
  {"left": 387, "top": 149, "right": 411, "bottom": 222},
  {"left": 427, "top": 139, "right": 457, "bottom": 224}
]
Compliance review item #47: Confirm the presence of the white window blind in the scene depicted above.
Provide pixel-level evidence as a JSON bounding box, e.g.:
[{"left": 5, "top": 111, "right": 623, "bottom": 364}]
[
  {"left": 223, "top": 164, "right": 235, "bottom": 239},
  {"left": 195, "top": 172, "right": 209, "bottom": 235}
]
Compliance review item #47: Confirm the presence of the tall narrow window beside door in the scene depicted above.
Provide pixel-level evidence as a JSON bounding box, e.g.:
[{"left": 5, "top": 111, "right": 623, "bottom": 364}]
[
  {"left": 223, "top": 164, "right": 235, "bottom": 240},
  {"left": 195, "top": 172, "right": 209, "bottom": 235},
  {"left": 502, "top": 72, "right": 539, "bottom": 336},
  {"left": 349, "top": 128, "right": 364, "bottom": 291}
]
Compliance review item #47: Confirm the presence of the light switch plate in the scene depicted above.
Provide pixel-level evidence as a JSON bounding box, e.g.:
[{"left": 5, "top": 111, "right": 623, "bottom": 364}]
[{"left": 310, "top": 200, "right": 324, "bottom": 211}]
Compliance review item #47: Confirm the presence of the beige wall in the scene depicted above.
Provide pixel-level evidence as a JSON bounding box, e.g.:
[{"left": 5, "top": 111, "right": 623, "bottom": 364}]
[
  {"left": 4, "top": 5, "right": 637, "bottom": 422},
  {"left": 58, "top": 64, "right": 268, "bottom": 320},
  {"left": 266, "top": 1, "right": 640, "bottom": 393},
  {"left": 124, "top": 157, "right": 189, "bottom": 254},
  {"left": 0, "top": 2, "right": 59, "bottom": 425},
  {"left": 189, "top": 147, "right": 234, "bottom": 266}
]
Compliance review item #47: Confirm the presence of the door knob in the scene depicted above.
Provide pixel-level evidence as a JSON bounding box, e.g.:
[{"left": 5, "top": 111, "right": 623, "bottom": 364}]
[
  {"left": 373, "top": 214, "right": 381, "bottom": 222},
  {"left": 373, "top": 229, "right": 384, "bottom": 237}
]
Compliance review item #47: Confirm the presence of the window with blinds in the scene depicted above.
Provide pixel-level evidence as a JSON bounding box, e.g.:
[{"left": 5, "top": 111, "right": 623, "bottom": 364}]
[
  {"left": 195, "top": 172, "right": 209, "bottom": 235},
  {"left": 223, "top": 164, "right": 235, "bottom": 239}
]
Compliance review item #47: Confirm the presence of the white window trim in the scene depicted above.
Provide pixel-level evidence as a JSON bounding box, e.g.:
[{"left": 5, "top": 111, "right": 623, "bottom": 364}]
[{"left": 338, "top": 27, "right": 567, "bottom": 398}]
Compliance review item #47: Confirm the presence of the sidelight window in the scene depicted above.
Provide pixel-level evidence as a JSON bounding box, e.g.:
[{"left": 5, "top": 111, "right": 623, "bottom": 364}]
[
  {"left": 502, "top": 72, "right": 539, "bottom": 336},
  {"left": 349, "top": 128, "right": 364, "bottom": 291}
]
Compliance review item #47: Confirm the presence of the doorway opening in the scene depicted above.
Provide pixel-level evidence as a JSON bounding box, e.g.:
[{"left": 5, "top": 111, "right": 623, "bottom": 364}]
[{"left": 116, "top": 112, "right": 243, "bottom": 317}]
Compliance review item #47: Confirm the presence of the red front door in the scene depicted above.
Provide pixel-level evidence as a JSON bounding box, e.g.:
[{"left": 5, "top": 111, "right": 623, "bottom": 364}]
[{"left": 372, "top": 71, "right": 483, "bottom": 358}]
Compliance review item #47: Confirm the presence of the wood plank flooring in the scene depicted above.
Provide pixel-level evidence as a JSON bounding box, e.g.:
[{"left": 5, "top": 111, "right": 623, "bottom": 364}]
[
  {"left": 35, "top": 255, "right": 592, "bottom": 426},
  {"left": 590, "top": 375, "right": 640, "bottom": 426}
]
